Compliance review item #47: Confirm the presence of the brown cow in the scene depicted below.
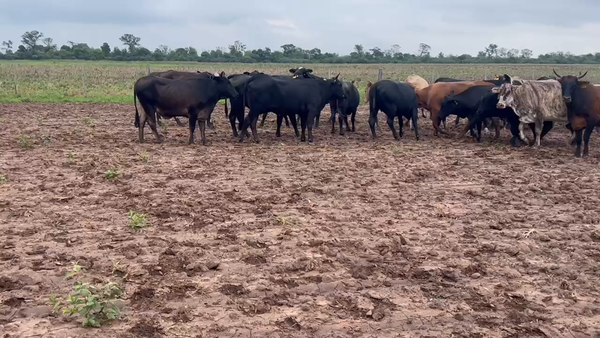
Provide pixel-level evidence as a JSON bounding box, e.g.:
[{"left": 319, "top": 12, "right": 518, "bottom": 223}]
[
  {"left": 554, "top": 70, "right": 600, "bottom": 157},
  {"left": 415, "top": 81, "right": 495, "bottom": 136}
]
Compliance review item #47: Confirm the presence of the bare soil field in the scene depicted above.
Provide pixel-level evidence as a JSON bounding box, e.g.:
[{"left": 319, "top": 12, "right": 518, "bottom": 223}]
[{"left": 1, "top": 103, "right": 600, "bottom": 338}]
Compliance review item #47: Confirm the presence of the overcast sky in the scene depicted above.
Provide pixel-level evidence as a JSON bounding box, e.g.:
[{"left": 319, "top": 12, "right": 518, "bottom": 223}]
[{"left": 1, "top": 0, "right": 600, "bottom": 56}]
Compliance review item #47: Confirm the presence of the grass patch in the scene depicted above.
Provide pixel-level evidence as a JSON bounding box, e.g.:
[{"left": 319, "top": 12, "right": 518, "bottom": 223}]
[
  {"left": 128, "top": 211, "right": 149, "bottom": 230},
  {"left": 104, "top": 167, "right": 119, "bottom": 180},
  {"left": 17, "top": 135, "right": 34, "bottom": 149},
  {"left": 139, "top": 150, "right": 149, "bottom": 163},
  {"left": 0, "top": 174, "right": 7, "bottom": 184}
]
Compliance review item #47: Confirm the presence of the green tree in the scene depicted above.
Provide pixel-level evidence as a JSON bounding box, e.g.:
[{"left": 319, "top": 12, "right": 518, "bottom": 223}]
[
  {"left": 101, "top": 42, "right": 111, "bottom": 55},
  {"left": 1, "top": 40, "right": 13, "bottom": 53},
  {"left": 21, "top": 30, "right": 44, "bottom": 50},
  {"left": 484, "top": 44, "right": 498, "bottom": 58},
  {"left": 119, "top": 34, "right": 140, "bottom": 52}
]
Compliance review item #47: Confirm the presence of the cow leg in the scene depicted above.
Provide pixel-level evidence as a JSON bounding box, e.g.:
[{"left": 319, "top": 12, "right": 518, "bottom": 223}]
[
  {"left": 492, "top": 118, "right": 501, "bottom": 139},
  {"left": 574, "top": 129, "right": 583, "bottom": 157},
  {"left": 533, "top": 121, "right": 542, "bottom": 148},
  {"left": 276, "top": 114, "right": 283, "bottom": 137},
  {"left": 454, "top": 116, "right": 460, "bottom": 128},
  {"left": 431, "top": 110, "right": 446, "bottom": 136},
  {"left": 582, "top": 123, "right": 595, "bottom": 157},
  {"left": 331, "top": 108, "right": 337, "bottom": 134},
  {"left": 307, "top": 110, "right": 318, "bottom": 143},
  {"left": 350, "top": 109, "right": 356, "bottom": 132},
  {"left": 398, "top": 115, "right": 404, "bottom": 138},
  {"left": 284, "top": 115, "right": 290, "bottom": 128},
  {"left": 137, "top": 106, "right": 148, "bottom": 143},
  {"left": 260, "top": 112, "right": 268, "bottom": 127},
  {"left": 174, "top": 117, "right": 186, "bottom": 127},
  {"left": 518, "top": 122, "right": 530, "bottom": 146},
  {"left": 229, "top": 108, "right": 239, "bottom": 137},
  {"left": 314, "top": 111, "right": 321, "bottom": 128},
  {"left": 387, "top": 115, "right": 399, "bottom": 140},
  {"left": 188, "top": 110, "right": 198, "bottom": 144},
  {"left": 198, "top": 118, "right": 207, "bottom": 146},
  {"left": 339, "top": 115, "right": 346, "bottom": 136},
  {"left": 289, "top": 113, "right": 300, "bottom": 137},
  {"left": 456, "top": 121, "right": 471, "bottom": 139},
  {"left": 250, "top": 115, "right": 260, "bottom": 143},
  {"left": 411, "top": 108, "right": 420, "bottom": 140},
  {"left": 300, "top": 114, "right": 307, "bottom": 142},
  {"left": 143, "top": 105, "right": 163, "bottom": 143}
]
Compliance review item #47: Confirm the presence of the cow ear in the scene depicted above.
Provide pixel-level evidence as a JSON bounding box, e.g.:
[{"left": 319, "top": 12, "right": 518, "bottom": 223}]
[
  {"left": 513, "top": 79, "right": 523, "bottom": 86},
  {"left": 289, "top": 68, "right": 297, "bottom": 74},
  {"left": 491, "top": 87, "right": 501, "bottom": 94},
  {"left": 220, "top": 71, "right": 226, "bottom": 78}
]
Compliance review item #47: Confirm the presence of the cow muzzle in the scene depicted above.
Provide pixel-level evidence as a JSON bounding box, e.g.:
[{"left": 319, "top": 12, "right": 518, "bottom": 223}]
[
  {"left": 563, "top": 96, "right": 572, "bottom": 103},
  {"left": 496, "top": 102, "right": 506, "bottom": 109}
]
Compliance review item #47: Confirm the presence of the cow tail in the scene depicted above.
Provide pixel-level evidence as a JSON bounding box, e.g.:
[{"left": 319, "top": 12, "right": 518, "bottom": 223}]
[
  {"left": 224, "top": 99, "right": 229, "bottom": 118},
  {"left": 134, "top": 88, "right": 139, "bottom": 128}
]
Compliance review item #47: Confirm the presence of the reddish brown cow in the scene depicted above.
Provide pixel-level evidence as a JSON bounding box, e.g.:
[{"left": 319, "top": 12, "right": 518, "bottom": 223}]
[{"left": 415, "top": 81, "right": 494, "bottom": 136}]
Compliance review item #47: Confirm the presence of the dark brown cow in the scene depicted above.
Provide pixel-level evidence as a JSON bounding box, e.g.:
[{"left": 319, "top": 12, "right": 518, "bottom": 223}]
[
  {"left": 415, "top": 81, "right": 495, "bottom": 136},
  {"left": 554, "top": 70, "right": 600, "bottom": 157}
]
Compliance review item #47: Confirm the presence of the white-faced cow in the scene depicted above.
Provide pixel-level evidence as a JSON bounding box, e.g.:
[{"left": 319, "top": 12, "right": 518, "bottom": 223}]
[{"left": 492, "top": 77, "right": 568, "bottom": 147}]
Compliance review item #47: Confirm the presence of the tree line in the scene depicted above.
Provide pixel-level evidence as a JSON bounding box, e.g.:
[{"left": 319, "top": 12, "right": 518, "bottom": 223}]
[{"left": 2, "top": 31, "right": 600, "bottom": 64}]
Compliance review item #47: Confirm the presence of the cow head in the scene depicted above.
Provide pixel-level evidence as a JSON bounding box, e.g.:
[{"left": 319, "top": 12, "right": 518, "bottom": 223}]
[
  {"left": 289, "top": 67, "right": 314, "bottom": 79},
  {"left": 212, "top": 71, "right": 239, "bottom": 99},
  {"left": 327, "top": 73, "right": 347, "bottom": 100},
  {"left": 554, "top": 69, "right": 588, "bottom": 103},
  {"left": 494, "top": 83, "right": 514, "bottom": 109}
]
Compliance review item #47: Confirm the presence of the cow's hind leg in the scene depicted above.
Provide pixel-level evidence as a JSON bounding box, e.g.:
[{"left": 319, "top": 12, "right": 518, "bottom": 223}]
[
  {"left": 387, "top": 115, "right": 399, "bottom": 140},
  {"left": 575, "top": 129, "right": 583, "bottom": 157},
  {"left": 199, "top": 119, "right": 207, "bottom": 146},
  {"left": 533, "top": 120, "right": 542, "bottom": 147},
  {"left": 518, "top": 122, "right": 530, "bottom": 146},
  {"left": 276, "top": 114, "right": 284, "bottom": 137},
  {"left": 288, "top": 113, "right": 300, "bottom": 137},
  {"left": 188, "top": 110, "right": 198, "bottom": 144},
  {"left": 300, "top": 114, "right": 308, "bottom": 142},
  {"left": 260, "top": 112, "right": 268, "bottom": 127},
  {"left": 582, "top": 123, "right": 595, "bottom": 157},
  {"left": 142, "top": 104, "right": 163, "bottom": 143}
]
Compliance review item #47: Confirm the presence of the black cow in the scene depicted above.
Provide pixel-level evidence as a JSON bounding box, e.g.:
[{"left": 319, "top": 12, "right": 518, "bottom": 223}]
[
  {"left": 239, "top": 71, "right": 346, "bottom": 143},
  {"left": 368, "top": 80, "right": 419, "bottom": 140},
  {"left": 330, "top": 80, "right": 360, "bottom": 135},
  {"left": 439, "top": 85, "right": 497, "bottom": 139},
  {"left": 435, "top": 77, "right": 464, "bottom": 83},
  {"left": 134, "top": 71, "right": 238, "bottom": 145},
  {"left": 469, "top": 92, "right": 553, "bottom": 147},
  {"left": 150, "top": 70, "right": 223, "bottom": 130}
]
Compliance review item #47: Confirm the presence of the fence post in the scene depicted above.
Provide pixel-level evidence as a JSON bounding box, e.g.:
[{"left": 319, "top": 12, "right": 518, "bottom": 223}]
[
  {"left": 328, "top": 69, "right": 332, "bottom": 78},
  {"left": 378, "top": 68, "right": 383, "bottom": 81}
]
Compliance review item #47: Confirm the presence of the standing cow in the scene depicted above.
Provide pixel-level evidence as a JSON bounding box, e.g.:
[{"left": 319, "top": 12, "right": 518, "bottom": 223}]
[
  {"left": 493, "top": 77, "right": 568, "bottom": 147},
  {"left": 367, "top": 80, "right": 420, "bottom": 141},
  {"left": 239, "top": 71, "right": 346, "bottom": 143},
  {"left": 134, "top": 72, "right": 238, "bottom": 145},
  {"left": 330, "top": 80, "right": 360, "bottom": 135},
  {"left": 554, "top": 70, "right": 600, "bottom": 157}
]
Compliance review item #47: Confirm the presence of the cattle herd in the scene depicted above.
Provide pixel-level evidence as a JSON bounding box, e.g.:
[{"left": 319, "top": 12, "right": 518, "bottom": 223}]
[{"left": 133, "top": 67, "right": 600, "bottom": 157}]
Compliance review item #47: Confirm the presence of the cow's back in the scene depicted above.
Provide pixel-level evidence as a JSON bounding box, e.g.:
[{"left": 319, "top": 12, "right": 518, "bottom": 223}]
[
  {"left": 514, "top": 80, "right": 567, "bottom": 122},
  {"left": 374, "top": 81, "right": 418, "bottom": 111},
  {"left": 417, "top": 81, "right": 491, "bottom": 110}
]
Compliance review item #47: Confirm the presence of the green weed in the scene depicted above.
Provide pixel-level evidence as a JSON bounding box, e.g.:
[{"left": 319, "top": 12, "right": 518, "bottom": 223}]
[
  {"left": 49, "top": 281, "right": 123, "bottom": 328},
  {"left": 139, "top": 150, "right": 149, "bottom": 163},
  {"left": 67, "top": 151, "right": 76, "bottom": 164},
  {"left": 104, "top": 167, "right": 119, "bottom": 180},
  {"left": 18, "top": 135, "right": 33, "bottom": 149},
  {"left": 128, "top": 211, "right": 148, "bottom": 230},
  {"left": 0, "top": 174, "right": 7, "bottom": 184},
  {"left": 82, "top": 116, "right": 95, "bottom": 127}
]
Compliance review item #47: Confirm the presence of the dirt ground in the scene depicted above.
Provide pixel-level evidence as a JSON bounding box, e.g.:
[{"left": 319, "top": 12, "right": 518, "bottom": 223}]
[{"left": 1, "top": 103, "right": 599, "bottom": 338}]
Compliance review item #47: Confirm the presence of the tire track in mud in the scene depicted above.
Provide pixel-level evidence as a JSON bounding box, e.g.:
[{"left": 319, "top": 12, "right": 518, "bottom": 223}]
[{"left": 0, "top": 103, "right": 599, "bottom": 337}]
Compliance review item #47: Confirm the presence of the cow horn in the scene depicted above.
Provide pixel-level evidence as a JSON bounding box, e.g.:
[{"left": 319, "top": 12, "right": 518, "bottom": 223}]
[
  {"left": 335, "top": 73, "right": 340, "bottom": 80},
  {"left": 578, "top": 71, "right": 588, "bottom": 79},
  {"left": 553, "top": 69, "right": 562, "bottom": 78}
]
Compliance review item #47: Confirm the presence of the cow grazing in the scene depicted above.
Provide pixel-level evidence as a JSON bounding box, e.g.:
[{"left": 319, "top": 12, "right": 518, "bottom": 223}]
[
  {"left": 469, "top": 92, "right": 553, "bottom": 146},
  {"left": 368, "top": 80, "right": 419, "bottom": 140},
  {"left": 415, "top": 80, "right": 496, "bottom": 136},
  {"left": 330, "top": 80, "right": 360, "bottom": 135},
  {"left": 554, "top": 70, "right": 600, "bottom": 157},
  {"left": 239, "top": 70, "right": 346, "bottom": 143},
  {"left": 439, "top": 85, "right": 497, "bottom": 139},
  {"left": 134, "top": 71, "right": 238, "bottom": 145},
  {"left": 493, "top": 77, "right": 567, "bottom": 147}
]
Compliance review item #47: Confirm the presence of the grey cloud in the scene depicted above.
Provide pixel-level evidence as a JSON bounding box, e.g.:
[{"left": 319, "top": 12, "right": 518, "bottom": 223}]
[{"left": 1, "top": 0, "right": 599, "bottom": 55}]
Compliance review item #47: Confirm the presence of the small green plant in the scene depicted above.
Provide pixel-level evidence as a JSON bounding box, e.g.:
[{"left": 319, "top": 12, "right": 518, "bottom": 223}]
[
  {"left": 66, "top": 263, "right": 82, "bottom": 279},
  {"left": 40, "top": 134, "right": 52, "bottom": 144},
  {"left": 37, "top": 115, "right": 44, "bottom": 124},
  {"left": 104, "top": 167, "right": 119, "bottom": 180},
  {"left": 82, "top": 116, "right": 95, "bottom": 127},
  {"left": 18, "top": 135, "right": 34, "bottom": 149},
  {"left": 0, "top": 174, "right": 7, "bottom": 184},
  {"left": 160, "top": 122, "right": 168, "bottom": 135},
  {"left": 49, "top": 281, "right": 123, "bottom": 328},
  {"left": 67, "top": 151, "right": 76, "bottom": 164},
  {"left": 128, "top": 211, "right": 148, "bottom": 230},
  {"left": 139, "top": 150, "right": 149, "bottom": 163}
]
